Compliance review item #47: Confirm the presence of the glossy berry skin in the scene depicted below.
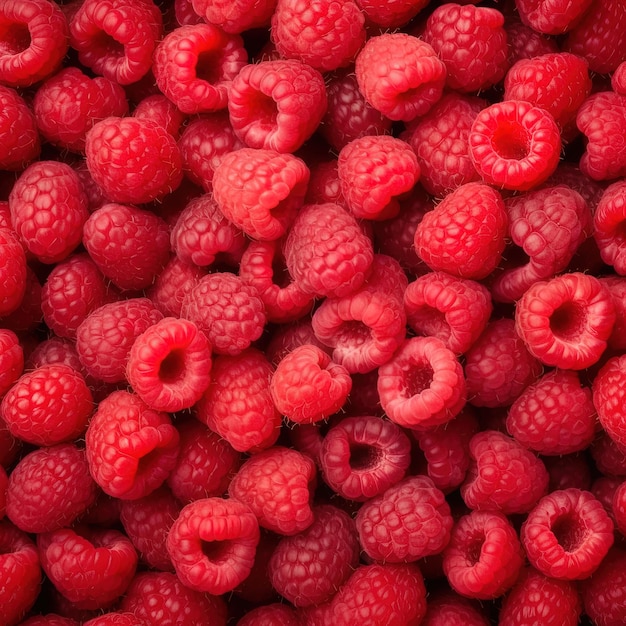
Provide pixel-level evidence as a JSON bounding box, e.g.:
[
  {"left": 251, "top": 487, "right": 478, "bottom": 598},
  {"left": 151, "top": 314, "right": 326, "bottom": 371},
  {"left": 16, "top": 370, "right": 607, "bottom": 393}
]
[
  {"left": 420, "top": 590, "right": 490, "bottom": 626},
  {"left": 515, "top": 0, "right": 592, "bottom": 35},
  {"left": 593, "top": 353, "right": 626, "bottom": 449},
  {"left": 0, "top": 85, "right": 40, "bottom": 170},
  {"left": 594, "top": 180, "right": 626, "bottom": 274},
  {"left": 581, "top": 548, "right": 626, "bottom": 626},
  {"left": 191, "top": 0, "right": 276, "bottom": 33},
  {"left": 0, "top": 328, "right": 22, "bottom": 397},
  {"left": 0, "top": 227, "right": 26, "bottom": 317}
]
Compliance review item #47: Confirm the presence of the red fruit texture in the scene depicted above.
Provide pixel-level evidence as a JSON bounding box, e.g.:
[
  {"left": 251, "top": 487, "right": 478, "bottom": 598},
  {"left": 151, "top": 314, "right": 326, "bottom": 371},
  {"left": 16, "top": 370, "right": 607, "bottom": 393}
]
[
  {"left": 0, "top": 328, "right": 22, "bottom": 397},
  {"left": 192, "top": 0, "right": 277, "bottom": 33},
  {"left": 421, "top": 590, "right": 490, "bottom": 626},
  {"left": 0, "top": 227, "right": 26, "bottom": 317},
  {"left": 515, "top": 0, "right": 592, "bottom": 34},
  {"left": 237, "top": 604, "right": 299, "bottom": 626},
  {"left": 0, "top": 85, "right": 40, "bottom": 170},
  {"left": 82, "top": 614, "right": 142, "bottom": 626},
  {"left": 505, "top": 18, "right": 560, "bottom": 64},
  {"left": 613, "top": 61, "right": 626, "bottom": 96},
  {"left": 593, "top": 353, "right": 626, "bottom": 449},
  {"left": 19, "top": 616, "right": 78, "bottom": 626},
  {"left": 594, "top": 180, "right": 626, "bottom": 273},
  {"left": 356, "top": 0, "right": 430, "bottom": 28},
  {"left": 147, "top": 256, "right": 205, "bottom": 318},
  {"left": 132, "top": 94, "right": 186, "bottom": 137},
  {"left": 581, "top": 548, "right": 626, "bottom": 626}
]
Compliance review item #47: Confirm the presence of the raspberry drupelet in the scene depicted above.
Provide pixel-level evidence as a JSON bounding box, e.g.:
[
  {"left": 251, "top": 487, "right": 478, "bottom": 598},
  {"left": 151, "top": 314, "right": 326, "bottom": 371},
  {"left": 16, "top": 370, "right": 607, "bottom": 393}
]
[
  {"left": 594, "top": 179, "right": 626, "bottom": 274},
  {"left": 191, "top": 0, "right": 277, "bottom": 33},
  {"left": 581, "top": 548, "right": 626, "bottom": 626},
  {"left": 0, "top": 227, "right": 26, "bottom": 317},
  {"left": 0, "top": 328, "right": 22, "bottom": 397},
  {"left": 593, "top": 353, "right": 626, "bottom": 449},
  {"left": 0, "top": 85, "right": 40, "bottom": 170}
]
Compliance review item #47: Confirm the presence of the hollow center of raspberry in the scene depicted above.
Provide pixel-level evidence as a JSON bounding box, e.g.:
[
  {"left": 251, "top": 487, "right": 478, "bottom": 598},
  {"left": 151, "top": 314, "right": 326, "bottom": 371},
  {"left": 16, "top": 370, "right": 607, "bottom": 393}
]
[
  {"left": 0, "top": 22, "right": 31, "bottom": 55},
  {"left": 201, "top": 538, "right": 232, "bottom": 563},
  {"left": 551, "top": 515, "right": 584, "bottom": 552},
  {"left": 549, "top": 301, "right": 585, "bottom": 341},
  {"left": 466, "top": 532, "right": 485, "bottom": 565},
  {"left": 92, "top": 30, "right": 125, "bottom": 59},
  {"left": 404, "top": 363, "right": 434, "bottom": 397},
  {"left": 271, "top": 257, "right": 292, "bottom": 288},
  {"left": 159, "top": 349, "right": 186, "bottom": 384},
  {"left": 348, "top": 443, "right": 380, "bottom": 470},
  {"left": 195, "top": 50, "right": 224, "bottom": 84},
  {"left": 413, "top": 308, "right": 449, "bottom": 340},
  {"left": 337, "top": 321, "right": 371, "bottom": 348},
  {"left": 491, "top": 121, "right": 530, "bottom": 160},
  {"left": 247, "top": 91, "right": 278, "bottom": 130}
]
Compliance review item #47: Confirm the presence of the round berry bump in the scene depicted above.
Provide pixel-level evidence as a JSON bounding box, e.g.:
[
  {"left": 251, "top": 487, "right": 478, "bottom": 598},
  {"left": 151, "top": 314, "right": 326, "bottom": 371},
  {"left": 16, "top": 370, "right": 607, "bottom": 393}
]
[
  {"left": 521, "top": 488, "right": 614, "bottom": 580},
  {"left": 237, "top": 604, "right": 299, "bottom": 626},
  {"left": 69, "top": 0, "right": 162, "bottom": 85},
  {"left": 38, "top": 526, "right": 138, "bottom": 610},
  {"left": 213, "top": 148, "right": 310, "bottom": 240},
  {"left": 0, "top": 0, "right": 69, "bottom": 87},
  {"left": 191, "top": 0, "right": 276, "bottom": 33},
  {"left": 2, "top": 264, "right": 43, "bottom": 334},
  {"left": 0, "top": 227, "right": 26, "bottom": 317},
  {"left": 85, "top": 116, "right": 183, "bottom": 205},
  {"left": 166, "top": 497, "right": 260, "bottom": 595},
  {"left": 0, "top": 328, "right": 22, "bottom": 397},
  {"left": 265, "top": 318, "right": 330, "bottom": 366},
  {"left": 614, "top": 61, "right": 626, "bottom": 96},
  {"left": 515, "top": 0, "right": 592, "bottom": 34},
  {"left": 593, "top": 353, "right": 626, "bottom": 449},
  {"left": 9, "top": 160, "right": 89, "bottom": 265},
  {"left": 355, "top": 0, "right": 429, "bottom": 28},
  {"left": 469, "top": 100, "right": 562, "bottom": 191},
  {"left": 132, "top": 94, "right": 186, "bottom": 138},
  {"left": 594, "top": 180, "right": 626, "bottom": 273},
  {"left": 126, "top": 317, "right": 211, "bottom": 413},
  {"left": 228, "top": 59, "right": 327, "bottom": 153},
  {"left": 319, "top": 415, "right": 411, "bottom": 501},
  {"left": 377, "top": 336, "right": 466, "bottom": 430},
  {"left": 515, "top": 272, "right": 616, "bottom": 370},
  {"left": 85, "top": 390, "right": 180, "bottom": 500},
  {"left": 0, "top": 85, "right": 40, "bottom": 170},
  {"left": 153, "top": 24, "right": 247, "bottom": 115},
  {"left": 421, "top": 589, "right": 490, "bottom": 626},
  {"left": 20, "top": 616, "right": 79, "bottom": 626},
  {"left": 582, "top": 548, "right": 626, "bottom": 626},
  {"left": 82, "top": 614, "right": 142, "bottom": 626},
  {"left": 268, "top": 504, "right": 359, "bottom": 607},
  {"left": 413, "top": 182, "right": 508, "bottom": 280},
  {"left": 270, "top": 0, "right": 366, "bottom": 72}
]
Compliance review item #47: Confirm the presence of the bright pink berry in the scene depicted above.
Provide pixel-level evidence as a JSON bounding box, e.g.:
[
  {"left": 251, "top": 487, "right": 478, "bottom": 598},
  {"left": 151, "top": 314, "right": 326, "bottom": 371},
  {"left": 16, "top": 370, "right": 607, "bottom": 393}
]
[
  {"left": 0, "top": 227, "right": 26, "bottom": 317},
  {"left": 356, "top": 0, "right": 429, "bottom": 28},
  {"left": 82, "top": 613, "right": 142, "bottom": 626},
  {"left": 613, "top": 60, "right": 626, "bottom": 95},
  {"left": 594, "top": 180, "right": 626, "bottom": 273},
  {"left": 504, "top": 18, "right": 560, "bottom": 64},
  {"left": 581, "top": 547, "right": 626, "bottom": 626},
  {"left": 132, "top": 94, "right": 186, "bottom": 137},
  {"left": 0, "top": 328, "right": 22, "bottom": 397},
  {"left": 593, "top": 354, "right": 626, "bottom": 449},
  {"left": 516, "top": 0, "right": 592, "bottom": 34},
  {"left": 191, "top": 0, "right": 276, "bottom": 33},
  {"left": 0, "top": 85, "right": 40, "bottom": 170}
]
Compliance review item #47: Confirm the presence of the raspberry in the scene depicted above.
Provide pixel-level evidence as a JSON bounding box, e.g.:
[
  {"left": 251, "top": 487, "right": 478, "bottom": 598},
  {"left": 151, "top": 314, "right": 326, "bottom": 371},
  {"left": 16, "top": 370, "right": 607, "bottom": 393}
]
[
  {"left": 504, "top": 18, "right": 560, "bottom": 64},
  {"left": 422, "top": 4, "right": 509, "bottom": 94},
  {"left": 270, "top": 0, "right": 365, "bottom": 72},
  {"left": 82, "top": 614, "right": 141, "bottom": 626},
  {"left": 228, "top": 59, "right": 327, "bottom": 153},
  {"left": 38, "top": 526, "right": 138, "bottom": 610},
  {"left": 305, "top": 158, "right": 345, "bottom": 207},
  {"left": 0, "top": 328, "right": 21, "bottom": 397},
  {"left": 212, "top": 147, "right": 309, "bottom": 240},
  {"left": 268, "top": 504, "right": 359, "bottom": 607},
  {"left": 613, "top": 61, "right": 626, "bottom": 95},
  {"left": 499, "top": 566, "right": 583, "bottom": 626},
  {"left": 126, "top": 317, "right": 212, "bottom": 413},
  {"left": 0, "top": 85, "right": 40, "bottom": 170},
  {"left": 284, "top": 202, "right": 374, "bottom": 299},
  {"left": 592, "top": 430, "right": 626, "bottom": 477},
  {"left": 20, "top": 617, "right": 78, "bottom": 626},
  {"left": 237, "top": 604, "right": 299, "bottom": 626},
  {"left": 69, "top": 0, "right": 162, "bottom": 85},
  {"left": 9, "top": 160, "right": 89, "bottom": 265},
  {"left": 355, "top": 0, "right": 429, "bottom": 28},
  {"left": 85, "top": 390, "right": 180, "bottom": 500},
  {"left": 594, "top": 180, "right": 626, "bottom": 273},
  {"left": 517, "top": 0, "right": 593, "bottom": 34},
  {"left": 593, "top": 354, "right": 626, "bottom": 449},
  {"left": 521, "top": 488, "right": 614, "bottom": 580},
  {"left": 191, "top": 0, "right": 275, "bottom": 33},
  {"left": 414, "top": 182, "right": 507, "bottom": 280},
  {"left": 1, "top": 264, "right": 43, "bottom": 334},
  {"left": 76, "top": 298, "right": 163, "bottom": 384},
  {"left": 1, "top": 363, "right": 93, "bottom": 446},
  {"left": 581, "top": 548, "right": 626, "bottom": 626},
  {"left": 0, "top": 0, "right": 69, "bottom": 87},
  {"left": 181, "top": 272, "right": 266, "bottom": 356},
  {"left": 421, "top": 590, "right": 490, "bottom": 626},
  {"left": 228, "top": 446, "right": 316, "bottom": 535},
  {"left": 354, "top": 33, "right": 446, "bottom": 122},
  {"left": 377, "top": 336, "right": 466, "bottom": 430},
  {"left": 0, "top": 228, "right": 26, "bottom": 317},
  {"left": 153, "top": 24, "right": 247, "bottom": 114},
  {"left": 612, "top": 480, "right": 626, "bottom": 536},
  {"left": 166, "top": 497, "right": 260, "bottom": 595},
  {"left": 85, "top": 116, "right": 182, "bottom": 204},
  {"left": 319, "top": 415, "right": 411, "bottom": 501},
  {"left": 132, "top": 94, "right": 186, "bottom": 138},
  {"left": 514, "top": 272, "right": 616, "bottom": 370},
  {"left": 147, "top": 256, "right": 205, "bottom": 318}
]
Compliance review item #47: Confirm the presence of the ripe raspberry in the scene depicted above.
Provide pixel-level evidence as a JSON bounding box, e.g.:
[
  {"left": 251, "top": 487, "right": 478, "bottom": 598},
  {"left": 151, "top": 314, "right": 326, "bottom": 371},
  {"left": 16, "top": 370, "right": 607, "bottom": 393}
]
[
  {"left": 82, "top": 614, "right": 141, "bottom": 626},
  {"left": 9, "top": 160, "right": 88, "bottom": 264},
  {"left": 69, "top": 0, "right": 162, "bottom": 85},
  {"left": 0, "top": 0, "right": 69, "bottom": 87},
  {"left": 26, "top": 337, "right": 86, "bottom": 379},
  {"left": 594, "top": 180, "right": 626, "bottom": 274},
  {"left": 132, "top": 94, "right": 186, "bottom": 138},
  {"left": 421, "top": 590, "right": 490, "bottom": 626},
  {"left": 0, "top": 328, "right": 22, "bottom": 397},
  {"left": 504, "top": 18, "right": 560, "bottom": 64},
  {"left": 284, "top": 202, "right": 374, "bottom": 299},
  {"left": 422, "top": 4, "right": 509, "bottom": 93},
  {"left": 593, "top": 353, "right": 626, "bottom": 449},
  {"left": 414, "top": 182, "right": 507, "bottom": 280},
  {"left": 38, "top": 526, "right": 138, "bottom": 609},
  {"left": 181, "top": 272, "right": 266, "bottom": 356},
  {"left": 228, "top": 59, "right": 327, "bottom": 153},
  {"left": 191, "top": 0, "right": 276, "bottom": 33},
  {"left": 355, "top": 33, "right": 446, "bottom": 122},
  {"left": 147, "top": 256, "right": 205, "bottom": 318},
  {"left": 319, "top": 415, "right": 411, "bottom": 501},
  {"left": 85, "top": 390, "right": 180, "bottom": 500},
  {"left": 76, "top": 298, "right": 163, "bottom": 384},
  {"left": 612, "top": 480, "right": 626, "bottom": 536},
  {"left": 0, "top": 228, "right": 27, "bottom": 317},
  {"left": 1, "top": 264, "right": 43, "bottom": 334},
  {"left": 153, "top": 24, "right": 247, "bottom": 114},
  {"left": 237, "top": 604, "right": 299, "bottom": 626},
  {"left": 0, "top": 85, "right": 40, "bottom": 170},
  {"left": 521, "top": 488, "right": 614, "bottom": 580},
  {"left": 213, "top": 147, "right": 309, "bottom": 240},
  {"left": 19, "top": 616, "right": 78, "bottom": 626},
  {"left": 268, "top": 504, "right": 359, "bottom": 607},
  {"left": 355, "top": 0, "right": 429, "bottom": 28},
  {"left": 305, "top": 158, "right": 345, "bottom": 207},
  {"left": 469, "top": 100, "right": 561, "bottom": 191},
  {"left": 613, "top": 61, "right": 626, "bottom": 95},
  {"left": 195, "top": 348, "right": 280, "bottom": 453},
  {"left": 378, "top": 336, "right": 466, "bottom": 430},
  {"left": 167, "top": 497, "right": 259, "bottom": 595},
  {"left": 85, "top": 116, "right": 182, "bottom": 204},
  {"left": 515, "top": 272, "right": 616, "bottom": 370},
  {"left": 516, "top": 0, "right": 592, "bottom": 34},
  {"left": 265, "top": 318, "right": 330, "bottom": 367},
  {"left": 592, "top": 430, "right": 626, "bottom": 478}
]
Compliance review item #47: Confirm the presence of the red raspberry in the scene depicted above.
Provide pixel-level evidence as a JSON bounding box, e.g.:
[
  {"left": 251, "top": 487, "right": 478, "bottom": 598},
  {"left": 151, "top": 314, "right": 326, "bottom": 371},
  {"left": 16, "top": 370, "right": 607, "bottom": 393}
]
[
  {"left": 166, "top": 497, "right": 259, "bottom": 595},
  {"left": 0, "top": 0, "right": 69, "bottom": 87},
  {"left": 469, "top": 100, "right": 561, "bottom": 191},
  {"left": 228, "top": 446, "right": 316, "bottom": 535},
  {"left": 355, "top": 0, "right": 429, "bottom": 28},
  {"left": 126, "top": 317, "right": 211, "bottom": 413},
  {"left": 602, "top": 276, "right": 626, "bottom": 351},
  {"left": 581, "top": 547, "right": 626, "bottom": 626},
  {"left": 182, "top": 272, "right": 266, "bottom": 356},
  {"left": 85, "top": 390, "right": 180, "bottom": 500},
  {"left": 305, "top": 158, "right": 345, "bottom": 207},
  {"left": 1, "top": 264, "right": 43, "bottom": 334},
  {"left": 85, "top": 116, "right": 182, "bottom": 204},
  {"left": 147, "top": 256, "right": 205, "bottom": 318},
  {"left": 38, "top": 526, "right": 138, "bottom": 609},
  {"left": 266, "top": 318, "right": 330, "bottom": 366},
  {"left": 20, "top": 616, "right": 78, "bottom": 626},
  {"left": 319, "top": 415, "right": 411, "bottom": 501},
  {"left": 0, "top": 328, "right": 22, "bottom": 397},
  {"left": 82, "top": 614, "right": 141, "bottom": 626},
  {"left": 213, "top": 148, "right": 309, "bottom": 240},
  {"left": 228, "top": 59, "right": 327, "bottom": 153},
  {"left": 268, "top": 504, "right": 359, "bottom": 607},
  {"left": 421, "top": 590, "right": 490, "bottom": 626},
  {"left": 9, "top": 160, "right": 88, "bottom": 264},
  {"left": 354, "top": 33, "right": 446, "bottom": 122},
  {"left": 378, "top": 336, "right": 466, "bottom": 430},
  {"left": 592, "top": 430, "right": 626, "bottom": 477},
  {"left": 191, "top": 0, "right": 276, "bottom": 33},
  {"left": 422, "top": 4, "right": 509, "bottom": 94},
  {"left": 499, "top": 566, "right": 583, "bottom": 626},
  {"left": 153, "top": 24, "right": 246, "bottom": 114},
  {"left": 443, "top": 510, "right": 525, "bottom": 600},
  {"left": 284, "top": 202, "right": 374, "bottom": 299},
  {"left": 119, "top": 570, "right": 227, "bottom": 626},
  {"left": 504, "top": 18, "right": 560, "bottom": 65},
  {"left": 0, "top": 85, "right": 40, "bottom": 170},
  {"left": 0, "top": 228, "right": 29, "bottom": 317},
  {"left": 414, "top": 182, "right": 507, "bottom": 280},
  {"left": 69, "top": 0, "right": 162, "bottom": 85},
  {"left": 593, "top": 354, "right": 626, "bottom": 449},
  {"left": 33, "top": 67, "right": 128, "bottom": 153},
  {"left": 132, "top": 94, "right": 186, "bottom": 138},
  {"left": 514, "top": 272, "right": 616, "bottom": 370},
  {"left": 612, "top": 480, "right": 626, "bottom": 536},
  {"left": 521, "top": 488, "right": 614, "bottom": 580},
  {"left": 237, "top": 604, "right": 299, "bottom": 626},
  {"left": 594, "top": 180, "right": 626, "bottom": 273},
  {"left": 270, "top": 0, "right": 365, "bottom": 72},
  {"left": 0, "top": 520, "right": 41, "bottom": 625},
  {"left": 76, "top": 298, "right": 163, "bottom": 384},
  {"left": 613, "top": 60, "right": 626, "bottom": 95}
]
